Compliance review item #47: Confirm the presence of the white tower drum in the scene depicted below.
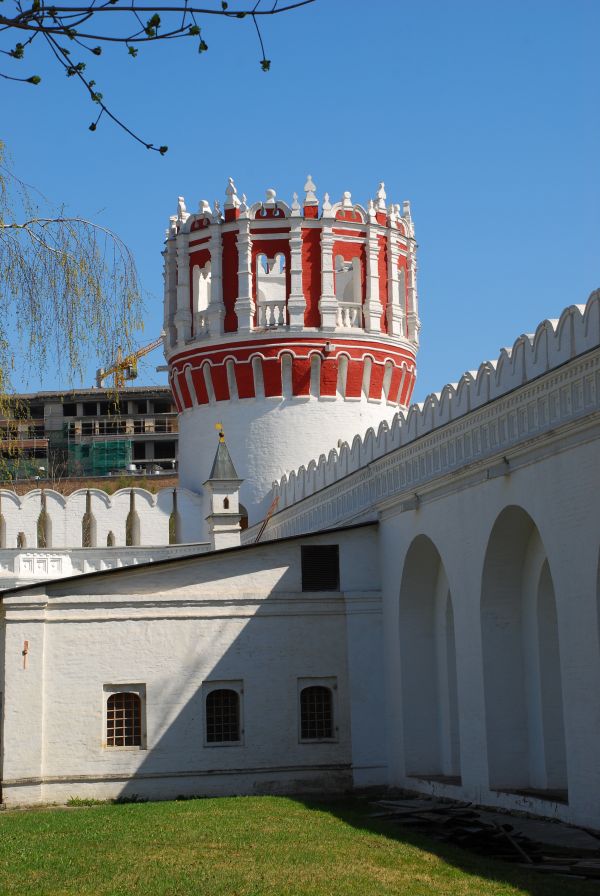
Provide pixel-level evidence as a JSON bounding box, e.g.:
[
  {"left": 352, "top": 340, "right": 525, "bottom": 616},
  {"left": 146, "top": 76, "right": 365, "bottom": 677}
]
[{"left": 163, "top": 177, "right": 420, "bottom": 534}]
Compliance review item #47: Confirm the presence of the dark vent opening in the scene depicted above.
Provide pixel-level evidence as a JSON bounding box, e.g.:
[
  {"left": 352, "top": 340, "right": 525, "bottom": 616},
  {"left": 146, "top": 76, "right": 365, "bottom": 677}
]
[{"left": 301, "top": 545, "right": 340, "bottom": 591}]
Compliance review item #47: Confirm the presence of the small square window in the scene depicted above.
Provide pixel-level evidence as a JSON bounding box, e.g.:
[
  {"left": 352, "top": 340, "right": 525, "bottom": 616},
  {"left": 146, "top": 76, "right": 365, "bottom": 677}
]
[{"left": 301, "top": 545, "right": 340, "bottom": 591}]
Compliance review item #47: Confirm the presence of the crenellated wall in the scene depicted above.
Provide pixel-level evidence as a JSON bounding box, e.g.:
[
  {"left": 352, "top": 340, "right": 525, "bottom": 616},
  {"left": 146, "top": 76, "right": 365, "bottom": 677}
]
[
  {"left": 268, "top": 291, "right": 600, "bottom": 517},
  {"left": 0, "top": 486, "right": 205, "bottom": 550}
]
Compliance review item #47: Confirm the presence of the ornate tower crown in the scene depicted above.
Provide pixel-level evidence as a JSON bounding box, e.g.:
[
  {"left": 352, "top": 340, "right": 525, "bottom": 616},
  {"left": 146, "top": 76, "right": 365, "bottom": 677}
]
[{"left": 163, "top": 176, "right": 420, "bottom": 530}]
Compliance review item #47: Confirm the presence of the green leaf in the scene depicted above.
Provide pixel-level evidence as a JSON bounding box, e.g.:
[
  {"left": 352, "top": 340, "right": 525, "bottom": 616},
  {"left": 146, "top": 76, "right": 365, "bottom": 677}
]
[
  {"left": 221, "top": 1, "right": 228, "bottom": 8},
  {"left": 27, "top": 75, "right": 41, "bottom": 85},
  {"left": 89, "top": 122, "right": 97, "bottom": 131},
  {"left": 91, "top": 46, "right": 102, "bottom": 56},
  {"left": 261, "top": 59, "right": 271, "bottom": 72},
  {"left": 127, "top": 46, "right": 138, "bottom": 57},
  {"left": 159, "top": 146, "right": 168, "bottom": 156},
  {"left": 10, "top": 43, "right": 24, "bottom": 59},
  {"left": 198, "top": 39, "right": 208, "bottom": 53},
  {"left": 188, "top": 24, "right": 200, "bottom": 36}
]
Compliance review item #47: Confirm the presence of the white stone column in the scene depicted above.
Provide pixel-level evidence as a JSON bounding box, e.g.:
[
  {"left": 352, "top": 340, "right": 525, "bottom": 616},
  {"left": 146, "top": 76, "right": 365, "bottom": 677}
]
[
  {"left": 288, "top": 212, "right": 305, "bottom": 330},
  {"left": 163, "top": 223, "right": 178, "bottom": 349},
  {"left": 207, "top": 224, "right": 224, "bottom": 337},
  {"left": 386, "top": 216, "right": 405, "bottom": 338},
  {"left": 174, "top": 230, "right": 192, "bottom": 344},
  {"left": 236, "top": 217, "right": 254, "bottom": 332},
  {"left": 364, "top": 223, "right": 382, "bottom": 333},
  {"left": 319, "top": 220, "right": 337, "bottom": 331},
  {"left": 406, "top": 242, "right": 420, "bottom": 346}
]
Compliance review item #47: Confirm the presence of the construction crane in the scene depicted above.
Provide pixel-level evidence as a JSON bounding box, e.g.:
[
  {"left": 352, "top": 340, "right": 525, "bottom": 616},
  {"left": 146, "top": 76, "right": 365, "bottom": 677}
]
[{"left": 96, "top": 333, "right": 165, "bottom": 389}]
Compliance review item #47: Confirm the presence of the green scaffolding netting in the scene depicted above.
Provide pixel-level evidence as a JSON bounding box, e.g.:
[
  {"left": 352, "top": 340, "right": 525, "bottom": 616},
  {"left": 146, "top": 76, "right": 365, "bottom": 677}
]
[{"left": 67, "top": 440, "right": 133, "bottom": 477}]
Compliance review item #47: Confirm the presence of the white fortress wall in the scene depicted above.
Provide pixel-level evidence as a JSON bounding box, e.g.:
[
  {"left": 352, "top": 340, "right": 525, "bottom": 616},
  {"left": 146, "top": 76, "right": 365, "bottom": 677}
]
[
  {"left": 0, "top": 487, "right": 206, "bottom": 551},
  {"left": 264, "top": 291, "right": 600, "bottom": 523}
]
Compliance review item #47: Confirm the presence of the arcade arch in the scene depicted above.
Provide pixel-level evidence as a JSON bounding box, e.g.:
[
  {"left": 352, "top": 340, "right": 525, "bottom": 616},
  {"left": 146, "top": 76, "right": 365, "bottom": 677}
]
[
  {"left": 481, "top": 506, "right": 568, "bottom": 798},
  {"left": 399, "top": 535, "right": 461, "bottom": 781}
]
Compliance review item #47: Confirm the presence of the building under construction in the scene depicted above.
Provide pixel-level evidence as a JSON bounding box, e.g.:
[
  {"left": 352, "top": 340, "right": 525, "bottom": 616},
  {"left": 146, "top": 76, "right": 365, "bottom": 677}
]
[{"left": 0, "top": 386, "right": 177, "bottom": 482}]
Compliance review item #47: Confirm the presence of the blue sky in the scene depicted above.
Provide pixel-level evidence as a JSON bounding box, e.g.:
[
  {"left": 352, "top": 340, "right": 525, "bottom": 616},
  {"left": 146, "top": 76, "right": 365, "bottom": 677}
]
[{"left": 3, "top": 0, "right": 598, "bottom": 402}]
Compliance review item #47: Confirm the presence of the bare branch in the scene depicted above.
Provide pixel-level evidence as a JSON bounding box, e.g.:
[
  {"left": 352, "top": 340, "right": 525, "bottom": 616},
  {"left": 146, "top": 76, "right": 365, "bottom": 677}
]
[{"left": 0, "top": 0, "right": 316, "bottom": 149}]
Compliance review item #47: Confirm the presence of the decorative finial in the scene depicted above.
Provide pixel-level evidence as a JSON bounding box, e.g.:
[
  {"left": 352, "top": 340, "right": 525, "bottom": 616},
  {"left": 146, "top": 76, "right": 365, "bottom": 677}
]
[
  {"left": 322, "top": 192, "right": 332, "bottom": 213},
  {"left": 342, "top": 190, "right": 353, "bottom": 209},
  {"left": 265, "top": 188, "right": 277, "bottom": 207},
  {"left": 291, "top": 191, "right": 301, "bottom": 216},
  {"left": 168, "top": 214, "right": 178, "bottom": 236},
  {"left": 402, "top": 199, "right": 412, "bottom": 220},
  {"left": 198, "top": 199, "right": 212, "bottom": 215},
  {"left": 304, "top": 174, "right": 318, "bottom": 205},
  {"left": 225, "top": 177, "right": 241, "bottom": 209},
  {"left": 215, "top": 422, "right": 225, "bottom": 442},
  {"left": 376, "top": 182, "right": 386, "bottom": 210},
  {"left": 368, "top": 198, "right": 376, "bottom": 220},
  {"left": 239, "top": 193, "right": 248, "bottom": 215},
  {"left": 213, "top": 199, "right": 222, "bottom": 217},
  {"left": 177, "top": 196, "right": 189, "bottom": 223}
]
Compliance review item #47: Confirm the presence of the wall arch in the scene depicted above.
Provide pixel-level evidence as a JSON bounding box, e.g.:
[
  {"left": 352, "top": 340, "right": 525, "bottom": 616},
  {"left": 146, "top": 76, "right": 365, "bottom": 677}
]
[
  {"left": 481, "top": 506, "right": 568, "bottom": 798},
  {"left": 399, "top": 535, "right": 461, "bottom": 781}
]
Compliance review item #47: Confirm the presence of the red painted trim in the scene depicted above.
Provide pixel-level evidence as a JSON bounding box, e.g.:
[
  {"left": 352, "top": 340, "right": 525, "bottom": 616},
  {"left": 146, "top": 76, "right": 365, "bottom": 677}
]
[
  {"left": 234, "top": 362, "right": 256, "bottom": 399},
  {"left": 320, "top": 357, "right": 338, "bottom": 396},
  {"left": 292, "top": 357, "right": 311, "bottom": 396},
  {"left": 378, "top": 234, "right": 388, "bottom": 333},
  {"left": 210, "top": 364, "right": 230, "bottom": 402},
  {"left": 303, "top": 206, "right": 319, "bottom": 218},
  {"left": 302, "top": 228, "right": 321, "bottom": 327},
  {"left": 368, "top": 362, "right": 386, "bottom": 400},
  {"left": 387, "top": 366, "right": 403, "bottom": 404},
  {"left": 191, "top": 367, "right": 209, "bottom": 405},
  {"left": 262, "top": 357, "right": 282, "bottom": 397},
  {"left": 222, "top": 230, "right": 238, "bottom": 333},
  {"left": 345, "top": 360, "right": 364, "bottom": 399}
]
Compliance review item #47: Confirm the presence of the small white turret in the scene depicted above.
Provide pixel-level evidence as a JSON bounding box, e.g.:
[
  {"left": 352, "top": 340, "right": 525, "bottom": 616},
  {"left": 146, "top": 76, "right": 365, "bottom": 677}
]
[{"left": 204, "top": 424, "right": 243, "bottom": 551}]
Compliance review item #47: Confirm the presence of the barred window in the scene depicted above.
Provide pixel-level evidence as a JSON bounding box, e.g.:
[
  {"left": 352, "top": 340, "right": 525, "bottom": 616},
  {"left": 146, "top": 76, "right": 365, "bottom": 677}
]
[
  {"left": 106, "top": 692, "right": 142, "bottom": 747},
  {"left": 206, "top": 688, "right": 240, "bottom": 743},
  {"left": 300, "top": 686, "right": 333, "bottom": 740}
]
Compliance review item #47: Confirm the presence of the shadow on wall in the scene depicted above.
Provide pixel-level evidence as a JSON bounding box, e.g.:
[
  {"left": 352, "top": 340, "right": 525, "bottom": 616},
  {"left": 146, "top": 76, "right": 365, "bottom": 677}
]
[{"left": 49, "top": 537, "right": 368, "bottom": 804}]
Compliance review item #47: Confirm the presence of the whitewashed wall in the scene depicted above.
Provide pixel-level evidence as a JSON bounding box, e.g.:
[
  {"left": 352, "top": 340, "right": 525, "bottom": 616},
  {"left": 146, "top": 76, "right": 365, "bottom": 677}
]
[{"left": 1, "top": 526, "right": 383, "bottom": 804}]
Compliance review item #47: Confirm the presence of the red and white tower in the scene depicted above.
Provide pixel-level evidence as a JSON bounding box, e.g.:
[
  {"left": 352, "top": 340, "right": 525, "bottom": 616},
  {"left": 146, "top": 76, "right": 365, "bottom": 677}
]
[{"left": 164, "top": 176, "right": 420, "bottom": 532}]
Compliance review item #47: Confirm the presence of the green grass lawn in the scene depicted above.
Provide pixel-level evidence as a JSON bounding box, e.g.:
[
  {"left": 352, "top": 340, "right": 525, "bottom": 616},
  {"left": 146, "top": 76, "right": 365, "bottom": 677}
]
[{"left": 0, "top": 796, "right": 595, "bottom": 895}]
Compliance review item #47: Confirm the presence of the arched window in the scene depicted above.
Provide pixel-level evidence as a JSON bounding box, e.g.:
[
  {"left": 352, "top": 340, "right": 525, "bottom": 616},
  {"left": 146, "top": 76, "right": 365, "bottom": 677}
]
[
  {"left": 192, "top": 260, "right": 211, "bottom": 336},
  {"left": 106, "top": 692, "right": 142, "bottom": 747},
  {"left": 17, "top": 531, "right": 26, "bottom": 549},
  {"left": 256, "top": 253, "right": 286, "bottom": 327},
  {"left": 223, "top": 496, "right": 230, "bottom": 510},
  {"left": 206, "top": 688, "right": 240, "bottom": 743},
  {"left": 239, "top": 504, "right": 249, "bottom": 531},
  {"left": 300, "top": 686, "right": 334, "bottom": 740}
]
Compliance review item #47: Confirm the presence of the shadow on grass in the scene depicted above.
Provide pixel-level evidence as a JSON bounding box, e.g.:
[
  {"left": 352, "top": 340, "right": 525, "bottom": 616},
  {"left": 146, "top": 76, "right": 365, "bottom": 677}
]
[{"left": 295, "top": 796, "right": 596, "bottom": 896}]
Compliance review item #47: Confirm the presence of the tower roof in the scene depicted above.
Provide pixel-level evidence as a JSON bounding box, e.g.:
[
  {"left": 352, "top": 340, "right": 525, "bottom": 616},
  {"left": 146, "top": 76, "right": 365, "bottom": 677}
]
[{"left": 208, "top": 438, "right": 240, "bottom": 481}]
